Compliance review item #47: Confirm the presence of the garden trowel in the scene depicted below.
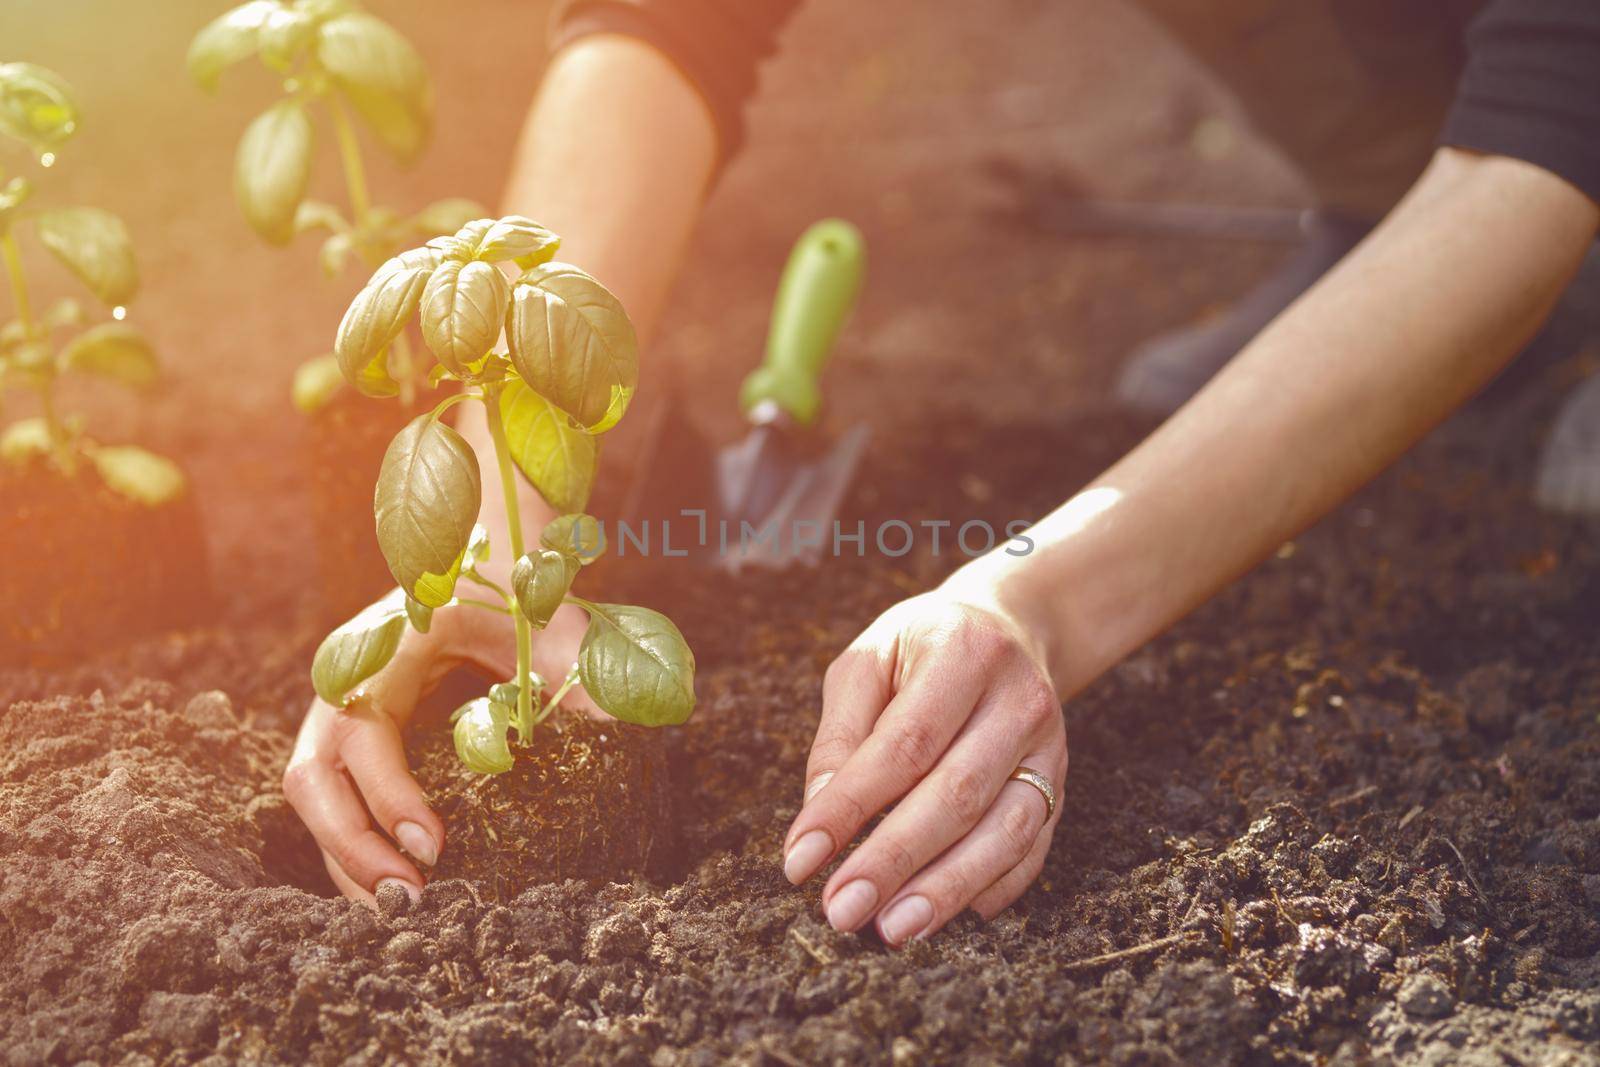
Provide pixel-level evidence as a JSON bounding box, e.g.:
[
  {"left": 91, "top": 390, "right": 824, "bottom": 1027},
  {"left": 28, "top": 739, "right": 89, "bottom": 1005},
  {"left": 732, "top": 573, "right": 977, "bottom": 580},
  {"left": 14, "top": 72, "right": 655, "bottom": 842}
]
[{"left": 621, "top": 219, "right": 868, "bottom": 571}]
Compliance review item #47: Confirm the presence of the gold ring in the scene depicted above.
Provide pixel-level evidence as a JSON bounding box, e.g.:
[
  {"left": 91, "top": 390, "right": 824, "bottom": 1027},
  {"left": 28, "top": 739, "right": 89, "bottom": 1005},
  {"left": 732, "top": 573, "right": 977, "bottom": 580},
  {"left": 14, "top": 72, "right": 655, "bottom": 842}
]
[{"left": 1009, "top": 766, "right": 1056, "bottom": 820}]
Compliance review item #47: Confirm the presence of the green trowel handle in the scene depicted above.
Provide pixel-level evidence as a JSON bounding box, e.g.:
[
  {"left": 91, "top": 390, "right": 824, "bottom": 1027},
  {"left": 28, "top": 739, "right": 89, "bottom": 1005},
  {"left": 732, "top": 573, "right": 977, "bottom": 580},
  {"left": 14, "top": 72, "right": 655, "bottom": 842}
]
[{"left": 739, "top": 218, "right": 866, "bottom": 426}]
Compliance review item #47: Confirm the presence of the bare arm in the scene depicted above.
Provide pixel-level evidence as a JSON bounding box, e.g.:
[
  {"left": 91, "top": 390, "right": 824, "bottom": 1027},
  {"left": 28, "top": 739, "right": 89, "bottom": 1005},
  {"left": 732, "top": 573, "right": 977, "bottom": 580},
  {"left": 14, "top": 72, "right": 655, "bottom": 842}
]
[
  {"left": 958, "top": 147, "right": 1600, "bottom": 697},
  {"left": 787, "top": 146, "right": 1600, "bottom": 945},
  {"left": 455, "top": 34, "right": 718, "bottom": 586}
]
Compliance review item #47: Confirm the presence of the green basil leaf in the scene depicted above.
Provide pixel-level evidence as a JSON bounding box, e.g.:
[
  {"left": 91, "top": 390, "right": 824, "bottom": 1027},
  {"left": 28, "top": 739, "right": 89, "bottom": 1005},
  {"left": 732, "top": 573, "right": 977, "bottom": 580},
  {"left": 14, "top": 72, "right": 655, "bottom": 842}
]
[
  {"left": 577, "top": 603, "right": 696, "bottom": 727},
  {"left": 10, "top": 340, "right": 51, "bottom": 371},
  {"left": 412, "top": 199, "right": 488, "bottom": 240},
  {"left": 0, "top": 175, "right": 33, "bottom": 222},
  {"left": 316, "top": 12, "right": 432, "bottom": 163},
  {"left": 420, "top": 258, "right": 509, "bottom": 375},
  {"left": 311, "top": 593, "right": 408, "bottom": 705},
  {"left": 58, "top": 322, "right": 158, "bottom": 388},
  {"left": 498, "top": 377, "right": 596, "bottom": 514},
  {"left": 475, "top": 216, "right": 560, "bottom": 265},
  {"left": 507, "top": 262, "right": 637, "bottom": 432},
  {"left": 404, "top": 594, "right": 433, "bottom": 633},
  {"left": 42, "top": 297, "right": 83, "bottom": 331},
  {"left": 426, "top": 218, "right": 493, "bottom": 261},
  {"left": 32, "top": 207, "right": 139, "bottom": 307},
  {"left": 0, "top": 417, "right": 51, "bottom": 464},
  {"left": 0, "top": 62, "right": 79, "bottom": 148},
  {"left": 318, "top": 232, "right": 353, "bottom": 277},
  {"left": 451, "top": 697, "right": 514, "bottom": 775},
  {"left": 86, "top": 444, "right": 187, "bottom": 506},
  {"left": 187, "top": 1, "right": 279, "bottom": 91},
  {"left": 539, "top": 512, "right": 605, "bottom": 564},
  {"left": 372, "top": 244, "right": 444, "bottom": 280},
  {"left": 258, "top": 6, "right": 316, "bottom": 72},
  {"left": 511, "top": 548, "right": 579, "bottom": 629},
  {"left": 293, "top": 0, "right": 353, "bottom": 18},
  {"left": 334, "top": 252, "right": 433, "bottom": 396},
  {"left": 291, "top": 352, "right": 344, "bottom": 413},
  {"left": 295, "top": 199, "right": 348, "bottom": 236},
  {"left": 488, "top": 681, "right": 523, "bottom": 706},
  {"left": 235, "top": 99, "right": 313, "bottom": 246},
  {"left": 375, "top": 414, "right": 481, "bottom": 608}
]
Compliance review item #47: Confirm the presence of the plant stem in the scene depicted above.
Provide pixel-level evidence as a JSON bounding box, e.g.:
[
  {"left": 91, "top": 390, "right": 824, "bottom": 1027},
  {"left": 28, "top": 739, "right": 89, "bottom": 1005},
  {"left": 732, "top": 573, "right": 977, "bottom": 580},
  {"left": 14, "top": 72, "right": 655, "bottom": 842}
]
[
  {"left": 1, "top": 231, "right": 35, "bottom": 336},
  {"left": 325, "top": 93, "right": 372, "bottom": 228},
  {"left": 37, "top": 376, "right": 72, "bottom": 473},
  {"left": 462, "top": 569, "right": 511, "bottom": 601},
  {"left": 482, "top": 385, "right": 536, "bottom": 743},
  {"left": 428, "top": 389, "right": 473, "bottom": 423},
  {"left": 2, "top": 229, "right": 71, "bottom": 471},
  {"left": 455, "top": 596, "right": 512, "bottom": 615},
  {"left": 536, "top": 666, "right": 580, "bottom": 725},
  {"left": 393, "top": 334, "right": 417, "bottom": 405},
  {"left": 323, "top": 91, "right": 427, "bottom": 403}
]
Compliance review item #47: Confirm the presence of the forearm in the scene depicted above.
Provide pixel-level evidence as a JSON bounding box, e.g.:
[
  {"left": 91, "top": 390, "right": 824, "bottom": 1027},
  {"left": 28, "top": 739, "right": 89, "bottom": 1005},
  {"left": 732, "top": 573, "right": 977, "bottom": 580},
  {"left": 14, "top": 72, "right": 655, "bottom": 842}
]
[
  {"left": 453, "top": 34, "right": 717, "bottom": 568},
  {"left": 955, "top": 148, "right": 1599, "bottom": 696}
]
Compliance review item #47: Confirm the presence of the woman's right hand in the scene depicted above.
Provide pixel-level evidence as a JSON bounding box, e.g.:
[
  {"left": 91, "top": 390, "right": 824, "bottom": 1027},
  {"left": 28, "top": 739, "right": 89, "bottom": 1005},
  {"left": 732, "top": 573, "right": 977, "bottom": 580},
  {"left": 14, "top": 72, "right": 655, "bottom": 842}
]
[{"left": 282, "top": 593, "right": 592, "bottom": 904}]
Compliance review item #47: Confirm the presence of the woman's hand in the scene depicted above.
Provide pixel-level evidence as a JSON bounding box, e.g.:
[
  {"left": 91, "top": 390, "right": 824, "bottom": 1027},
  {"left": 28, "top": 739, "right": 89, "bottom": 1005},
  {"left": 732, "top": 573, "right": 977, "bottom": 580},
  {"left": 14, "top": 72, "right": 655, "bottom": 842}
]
[
  {"left": 283, "top": 594, "right": 593, "bottom": 904},
  {"left": 782, "top": 582, "right": 1067, "bottom": 945}
]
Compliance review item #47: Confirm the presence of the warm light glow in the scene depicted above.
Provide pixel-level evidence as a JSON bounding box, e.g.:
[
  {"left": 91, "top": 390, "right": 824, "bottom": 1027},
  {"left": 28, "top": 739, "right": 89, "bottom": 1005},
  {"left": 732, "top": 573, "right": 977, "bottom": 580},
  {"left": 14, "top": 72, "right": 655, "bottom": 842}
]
[
  {"left": 111, "top": 305, "right": 127, "bottom": 320},
  {"left": 1056, "top": 485, "right": 1122, "bottom": 535},
  {"left": 39, "top": 152, "right": 56, "bottom": 168}
]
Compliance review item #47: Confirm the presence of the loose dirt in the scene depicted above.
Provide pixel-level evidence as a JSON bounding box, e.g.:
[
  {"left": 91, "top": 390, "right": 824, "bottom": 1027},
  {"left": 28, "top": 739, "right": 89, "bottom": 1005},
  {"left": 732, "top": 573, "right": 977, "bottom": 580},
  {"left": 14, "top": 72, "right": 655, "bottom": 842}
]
[{"left": 2, "top": 0, "right": 1597, "bottom": 1062}]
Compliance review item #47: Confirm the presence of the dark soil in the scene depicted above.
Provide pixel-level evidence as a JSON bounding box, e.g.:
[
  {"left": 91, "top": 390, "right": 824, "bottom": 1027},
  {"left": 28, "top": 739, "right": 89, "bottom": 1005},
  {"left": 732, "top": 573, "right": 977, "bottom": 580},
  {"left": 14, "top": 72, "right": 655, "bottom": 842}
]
[
  {"left": 0, "top": 457, "right": 210, "bottom": 668},
  {"left": 409, "top": 711, "right": 675, "bottom": 902},
  {"left": 6, "top": 405, "right": 1600, "bottom": 1064},
  {"left": 3, "top": 0, "right": 1599, "bottom": 1063}
]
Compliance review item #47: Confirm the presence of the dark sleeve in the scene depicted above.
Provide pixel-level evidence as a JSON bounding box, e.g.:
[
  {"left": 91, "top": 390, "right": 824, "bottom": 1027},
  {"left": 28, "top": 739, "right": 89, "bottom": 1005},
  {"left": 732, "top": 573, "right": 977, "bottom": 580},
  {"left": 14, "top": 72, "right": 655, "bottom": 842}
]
[
  {"left": 549, "top": 0, "right": 806, "bottom": 169},
  {"left": 1439, "top": 0, "right": 1600, "bottom": 204}
]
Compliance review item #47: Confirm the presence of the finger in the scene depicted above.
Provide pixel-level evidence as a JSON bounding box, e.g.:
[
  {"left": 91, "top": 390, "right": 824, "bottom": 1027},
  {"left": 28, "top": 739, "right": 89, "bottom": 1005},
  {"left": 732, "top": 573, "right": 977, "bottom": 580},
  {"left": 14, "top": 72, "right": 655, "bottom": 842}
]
[
  {"left": 971, "top": 821, "right": 1053, "bottom": 920},
  {"left": 282, "top": 749, "right": 423, "bottom": 895},
  {"left": 874, "top": 745, "right": 1064, "bottom": 944},
  {"left": 322, "top": 849, "right": 375, "bottom": 906},
  {"left": 782, "top": 658, "right": 986, "bottom": 886},
  {"left": 807, "top": 643, "right": 896, "bottom": 801},
  {"left": 817, "top": 696, "right": 1034, "bottom": 932},
  {"left": 335, "top": 699, "right": 445, "bottom": 869},
  {"left": 971, "top": 748, "right": 1066, "bottom": 920}
]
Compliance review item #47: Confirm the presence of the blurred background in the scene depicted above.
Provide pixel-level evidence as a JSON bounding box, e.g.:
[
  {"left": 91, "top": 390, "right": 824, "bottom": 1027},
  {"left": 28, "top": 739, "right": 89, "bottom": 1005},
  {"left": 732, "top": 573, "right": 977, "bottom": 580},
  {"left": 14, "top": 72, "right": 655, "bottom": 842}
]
[{"left": 0, "top": 0, "right": 1301, "bottom": 615}]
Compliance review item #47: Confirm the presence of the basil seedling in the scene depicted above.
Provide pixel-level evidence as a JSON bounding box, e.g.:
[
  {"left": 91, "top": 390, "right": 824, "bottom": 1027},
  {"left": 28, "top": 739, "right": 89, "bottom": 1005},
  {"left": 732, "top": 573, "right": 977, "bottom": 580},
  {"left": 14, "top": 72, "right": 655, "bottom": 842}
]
[
  {"left": 310, "top": 218, "right": 696, "bottom": 773},
  {"left": 0, "top": 63, "right": 184, "bottom": 505},
  {"left": 188, "top": 0, "right": 486, "bottom": 409}
]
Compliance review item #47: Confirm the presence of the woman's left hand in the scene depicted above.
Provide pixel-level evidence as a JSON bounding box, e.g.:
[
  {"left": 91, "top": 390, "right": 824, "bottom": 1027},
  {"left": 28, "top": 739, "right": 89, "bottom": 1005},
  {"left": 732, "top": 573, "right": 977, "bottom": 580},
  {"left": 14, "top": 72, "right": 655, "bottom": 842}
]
[{"left": 781, "top": 585, "right": 1067, "bottom": 945}]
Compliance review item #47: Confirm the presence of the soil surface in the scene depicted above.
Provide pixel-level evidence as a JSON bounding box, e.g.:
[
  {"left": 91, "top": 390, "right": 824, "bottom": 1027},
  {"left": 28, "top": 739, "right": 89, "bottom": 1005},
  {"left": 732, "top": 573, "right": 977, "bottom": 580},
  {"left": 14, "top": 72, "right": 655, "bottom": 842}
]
[
  {"left": 409, "top": 711, "right": 676, "bottom": 902},
  {"left": 2, "top": 0, "right": 1599, "bottom": 1064},
  {"left": 0, "top": 458, "right": 211, "bottom": 668}
]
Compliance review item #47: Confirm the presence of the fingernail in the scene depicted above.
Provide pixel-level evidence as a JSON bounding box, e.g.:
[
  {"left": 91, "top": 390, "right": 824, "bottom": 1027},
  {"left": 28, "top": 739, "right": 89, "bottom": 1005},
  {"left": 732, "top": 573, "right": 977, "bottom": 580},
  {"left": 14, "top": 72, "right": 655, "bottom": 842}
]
[
  {"left": 804, "top": 772, "right": 834, "bottom": 804},
  {"left": 784, "top": 829, "right": 833, "bottom": 885},
  {"left": 395, "top": 821, "right": 438, "bottom": 866},
  {"left": 825, "top": 879, "right": 879, "bottom": 932},
  {"left": 377, "top": 877, "right": 421, "bottom": 903},
  {"left": 877, "top": 895, "right": 934, "bottom": 945}
]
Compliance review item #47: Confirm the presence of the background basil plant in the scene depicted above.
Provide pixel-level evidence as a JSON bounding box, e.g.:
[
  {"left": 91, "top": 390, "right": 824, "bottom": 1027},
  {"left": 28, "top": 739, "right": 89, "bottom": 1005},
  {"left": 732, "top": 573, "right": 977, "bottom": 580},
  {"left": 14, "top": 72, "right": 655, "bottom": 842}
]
[
  {"left": 310, "top": 217, "right": 697, "bottom": 773},
  {"left": 188, "top": 0, "right": 485, "bottom": 410},
  {"left": 0, "top": 62, "right": 184, "bottom": 505}
]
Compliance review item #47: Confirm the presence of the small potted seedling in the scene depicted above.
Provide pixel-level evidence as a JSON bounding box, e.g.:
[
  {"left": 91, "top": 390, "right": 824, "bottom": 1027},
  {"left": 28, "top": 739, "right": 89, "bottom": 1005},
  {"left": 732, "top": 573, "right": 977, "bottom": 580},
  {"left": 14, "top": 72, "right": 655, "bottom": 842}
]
[
  {"left": 310, "top": 217, "right": 696, "bottom": 897},
  {"left": 0, "top": 62, "right": 206, "bottom": 665},
  {"left": 188, "top": 0, "right": 485, "bottom": 619}
]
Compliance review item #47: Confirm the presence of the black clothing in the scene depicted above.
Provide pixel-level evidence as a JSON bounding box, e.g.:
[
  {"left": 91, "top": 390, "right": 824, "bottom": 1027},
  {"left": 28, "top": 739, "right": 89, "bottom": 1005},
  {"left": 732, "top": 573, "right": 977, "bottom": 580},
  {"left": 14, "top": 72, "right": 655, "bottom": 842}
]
[{"left": 551, "top": 0, "right": 1600, "bottom": 204}]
